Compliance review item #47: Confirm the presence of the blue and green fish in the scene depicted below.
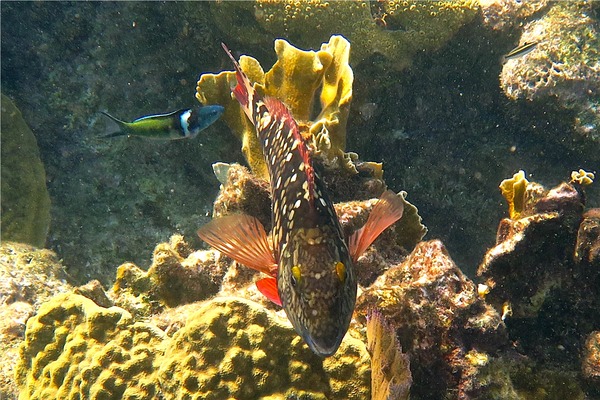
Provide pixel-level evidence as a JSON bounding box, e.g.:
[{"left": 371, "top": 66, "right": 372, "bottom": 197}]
[
  {"left": 101, "top": 105, "right": 224, "bottom": 140},
  {"left": 197, "top": 44, "right": 404, "bottom": 357}
]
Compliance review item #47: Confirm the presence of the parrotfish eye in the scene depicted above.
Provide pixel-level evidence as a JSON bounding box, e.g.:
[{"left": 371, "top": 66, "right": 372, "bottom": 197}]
[
  {"left": 335, "top": 261, "right": 346, "bottom": 283},
  {"left": 291, "top": 265, "right": 301, "bottom": 287}
]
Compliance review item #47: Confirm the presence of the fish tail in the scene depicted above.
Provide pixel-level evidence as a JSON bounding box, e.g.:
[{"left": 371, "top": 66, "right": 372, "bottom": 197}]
[
  {"left": 221, "top": 43, "right": 254, "bottom": 122},
  {"left": 100, "top": 111, "right": 128, "bottom": 138}
]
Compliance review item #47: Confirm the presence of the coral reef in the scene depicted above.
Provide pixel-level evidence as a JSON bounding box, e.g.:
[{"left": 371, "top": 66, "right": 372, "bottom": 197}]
[
  {"left": 197, "top": 35, "right": 356, "bottom": 178},
  {"left": 478, "top": 174, "right": 600, "bottom": 397},
  {"left": 499, "top": 2, "right": 600, "bottom": 142},
  {"left": 159, "top": 297, "right": 370, "bottom": 400},
  {"left": 210, "top": 1, "right": 479, "bottom": 68},
  {"left": 111, "top": 235, "right": 228, "bottom": 317},
  {"left": 356, "top": 240, "right": 507, "bottom": 399},
  {"left": 16, "top": 292, "right": 166, "bottom": 400},
  {"left": 1, "top": 94, "right": 51, "bottom": 247},
  {"left": 582, "top": 331, "right": 600, "bottom": 394},
  {"left": 16, "top": 291, "right": 371, "bottom": 400},
  {"left": 479, "top": 179, "right": 585, "bottom": 317},
  {"left": 575, "top": 208, "right": 600, "bottom": 266}
]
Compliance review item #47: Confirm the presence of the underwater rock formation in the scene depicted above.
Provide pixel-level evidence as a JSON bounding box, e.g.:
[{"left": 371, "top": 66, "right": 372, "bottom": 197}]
[
  {"left": 583, "top": 331, "right": 600, "bottom": 394},
  {"left": 0, "top": 94, "right": 51, "bottom": 248},
  {"left": 498, "top": 2, "right": 600, "bottom": 142},
  {"left": 356, "top": 240, "right": 507, "bottom": 399},
  {"left": 479, "top": 179, "right": 585, "bottom": 317},
  {"left": 210, "top": 1, "right": 479, "bottom": 68},
  {"left": 479, "top": 173, "right": 600, "bottom": 397},
  {"left": 111, "top": 235, "right": 228, "bottom": 316}
]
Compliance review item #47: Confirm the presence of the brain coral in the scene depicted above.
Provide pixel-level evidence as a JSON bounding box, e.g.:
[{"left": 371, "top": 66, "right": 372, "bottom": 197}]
[
  {"left": 16, "top": 292, "right": 165, "bottom": 400},
  {"left": 16, "top": 292, "right": 371, "bottom": 400},
  {"left": 158, "top": 297, "right": 370, "bottom": 400}
]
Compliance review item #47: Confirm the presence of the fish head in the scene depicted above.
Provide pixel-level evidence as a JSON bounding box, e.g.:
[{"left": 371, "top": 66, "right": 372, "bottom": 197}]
[
  {"left": 187, "top": 105, "right": 225, "bottom": 137},
  {"left": 278, "top": 226, "right": 357, "bottom": 356}
]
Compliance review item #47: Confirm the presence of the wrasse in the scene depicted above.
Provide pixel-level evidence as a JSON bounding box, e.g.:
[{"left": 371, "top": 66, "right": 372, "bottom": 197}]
[
  {"left": 503, "top": 41, "right": 539, "bottom": 61},
  {"left": 198, "top": 44, "right": 404, "bottom": 357},
  {"left": 101, "top": 105, "right": 224, "bottom": 139}
]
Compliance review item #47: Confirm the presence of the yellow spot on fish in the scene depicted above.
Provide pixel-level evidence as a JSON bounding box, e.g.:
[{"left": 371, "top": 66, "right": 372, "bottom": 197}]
[
  {"left": 335, "top": 261, "right": 346, "bottom": 283},
  {"left": 292, "top": 265, "right": 301, "bottom": 284}
]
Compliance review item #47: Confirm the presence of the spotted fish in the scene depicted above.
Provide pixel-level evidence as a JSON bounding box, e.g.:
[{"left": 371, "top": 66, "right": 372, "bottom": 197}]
[{"left": 198, "top": 44, "right": 404, "bottom": 357}]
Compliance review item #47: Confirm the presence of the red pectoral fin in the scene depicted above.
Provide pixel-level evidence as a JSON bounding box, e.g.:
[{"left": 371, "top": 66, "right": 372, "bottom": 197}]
[
  {"left": 198, "top": 214, "right": 277, "bottom": 276},
  {"left": 256, "top": 277, "right": 282, "bottom": 306},
  {"left": 349, "top": 190, "right": 405, "bottom": 262}
]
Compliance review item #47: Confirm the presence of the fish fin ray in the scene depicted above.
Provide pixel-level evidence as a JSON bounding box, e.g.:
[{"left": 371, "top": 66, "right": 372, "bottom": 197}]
[
  {"left": 197, "top": 214, "right": 277, "bottom": 275},
  {"left": 221, "top": 43, "right": 254, "bottom": 122},
  {"left": 256, "top": 277, "right": 282, "bottom": 306},
  {"left": 349, "top": 190, "right": 404, "bottom": 262}
]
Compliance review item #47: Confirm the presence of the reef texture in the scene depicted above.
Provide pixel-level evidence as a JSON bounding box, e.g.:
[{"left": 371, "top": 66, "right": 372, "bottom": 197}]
[
  {"left": 479, "top": 174, "right": 600, "bottom": 396},
  {"left": 111, "top": 234, "right": 229, "bottom": 317},
  {"left": 498, "top": 2, "right": 600, "bottom": 141},
  {"left": 583, "top": 331, "right": 600, "bottom": 394},
  {"left": 197, "top": 35, "right": 356, "bottom": 179},
  {"left": 158, "top": 297, "right": 370, "bottom": 400},
  {"left": 0, "top": 242, "right": 71, "bottom": 399},
  {"left": 0, "top": 94, "right": 51, "bottom": 247},
  {"left": 16, "top": 292, "right": 166, "bottom": 400},
  {"left": 210, "top": 1, "right": 478, "bottom": 68},
  {"left": 16, "top": 291, "right": 371, "bottom": 400},
  {"left": 356, "top": 240, "right": 507, "bottom": 399},
  {"left": 479, "top": 179, "right": 585, "bottom": 317}
]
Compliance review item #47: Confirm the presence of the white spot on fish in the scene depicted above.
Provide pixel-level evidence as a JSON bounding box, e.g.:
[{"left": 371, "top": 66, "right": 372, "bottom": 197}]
[
  {"left": 285, "top": 152, "right": 293, "bottom": 162},
  {"left": 294, "top": 199, "right": 302, "bottom": 209},
  {"left": 319, "top": 197, "right": 327, "bottom": 207}
]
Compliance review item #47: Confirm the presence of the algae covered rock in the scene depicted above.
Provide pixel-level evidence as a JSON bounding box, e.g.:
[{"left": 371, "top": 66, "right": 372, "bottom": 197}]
[
  {"left": 159, "top": 297, "right": 370, "bottom": 400},
  {"left": 16, "top": 292, "right": 165, "bottom": 400},
  {"left": 1, "top": 94, "right": 51, "bottom": 247}
]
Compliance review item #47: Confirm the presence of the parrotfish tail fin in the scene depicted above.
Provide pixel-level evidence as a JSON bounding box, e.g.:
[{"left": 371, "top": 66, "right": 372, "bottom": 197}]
[
  {"left": 256, "top": 277, "right": 282, "bottom": 306},
  {"left": 197, "top": 214, "right": 278, "bottom": 276},
  {"left": 349, "top": 190, "right": 405, "bottom": 262},
  {"left": 221, "top": 43, "right": 254, "bottom": 122},
  {"left": 100, "top": 111, "right": 127, "bottom": 138}
]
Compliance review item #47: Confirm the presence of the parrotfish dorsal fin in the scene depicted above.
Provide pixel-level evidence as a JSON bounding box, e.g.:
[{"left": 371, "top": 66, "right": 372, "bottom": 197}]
[
  {"left": 256, "top": 277, "right": 282, "bottom": 306},
  {"left": 262, "top": 96, "right": 315, "bottom": 203},
  {"left": 197, "top": 214, "right": 277, "bottom": 276},
  {"left": 348, "top": 190, "right": 404, "bottom": 262},
  {"left": 222, "top": 43, "right": 254, "bottom": 122}
]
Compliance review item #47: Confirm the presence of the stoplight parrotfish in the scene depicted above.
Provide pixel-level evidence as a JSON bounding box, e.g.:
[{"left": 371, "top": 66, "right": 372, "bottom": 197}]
[
  {"left": 101, "top": 105, "right": 224, "bottom": 139},
  {"left": 197, "top": 44, "right": 404, "bottom": 357}
]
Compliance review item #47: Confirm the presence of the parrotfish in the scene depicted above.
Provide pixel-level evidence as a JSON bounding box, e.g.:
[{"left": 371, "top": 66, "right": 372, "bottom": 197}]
[
  {"left": 101, "top": 105, "right": 224, "bottom": 139},
  {"left": 197, "top": 44, "right": 404, "bottom": 357}
]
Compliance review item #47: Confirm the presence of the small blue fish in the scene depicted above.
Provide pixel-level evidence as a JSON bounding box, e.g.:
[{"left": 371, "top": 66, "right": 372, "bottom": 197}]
[{"left": 101, "top": 105, "right": 224, "bottom": 139}]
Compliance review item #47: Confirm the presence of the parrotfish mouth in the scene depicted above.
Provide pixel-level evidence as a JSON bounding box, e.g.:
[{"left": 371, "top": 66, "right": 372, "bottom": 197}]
[{"left": 302, "top": 331, "right": 345, "bottom": 357}]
